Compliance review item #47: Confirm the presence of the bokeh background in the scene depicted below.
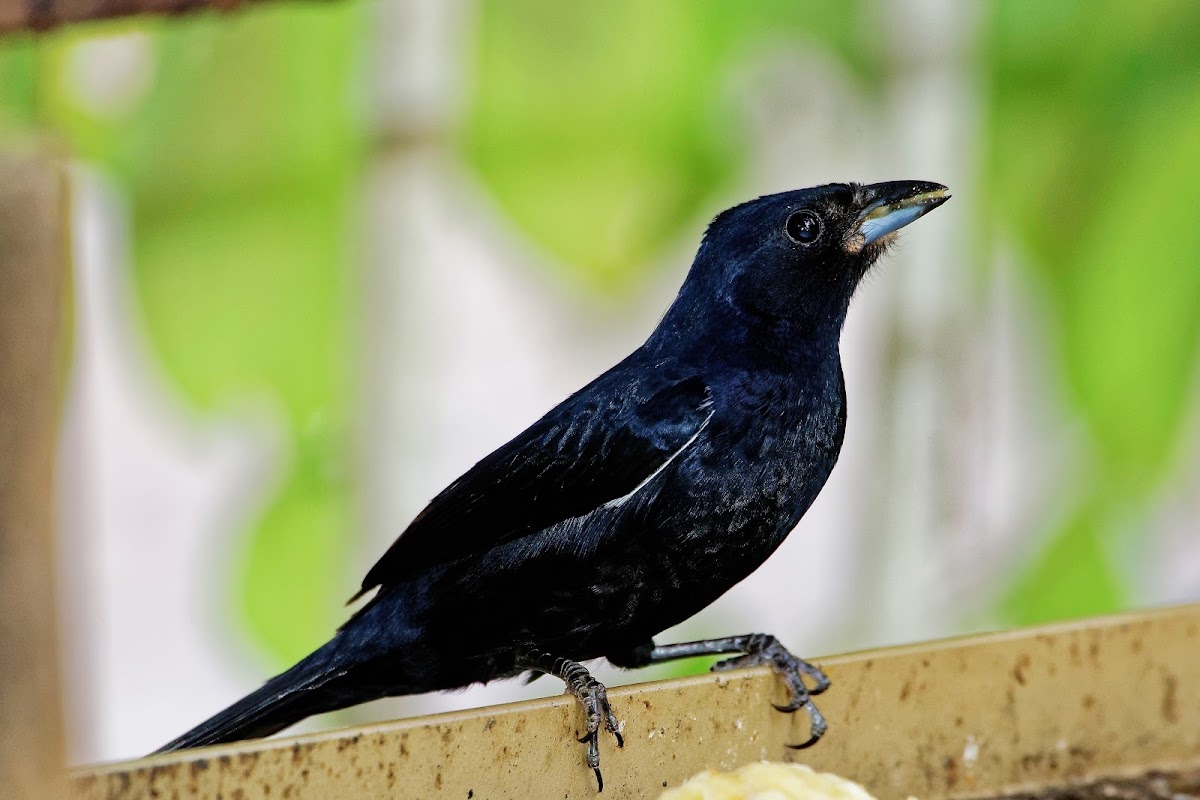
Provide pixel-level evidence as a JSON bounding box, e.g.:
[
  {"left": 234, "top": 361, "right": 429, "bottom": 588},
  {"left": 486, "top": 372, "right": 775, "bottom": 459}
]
[{"left": 1, "top": 0, "right": 1198, "bottom": 764}]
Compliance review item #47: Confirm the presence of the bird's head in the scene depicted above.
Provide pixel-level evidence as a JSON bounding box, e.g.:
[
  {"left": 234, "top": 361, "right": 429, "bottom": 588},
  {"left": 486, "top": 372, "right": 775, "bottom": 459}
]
[{"left": 677, "top": 181, "right": 950, "bottom": 339}]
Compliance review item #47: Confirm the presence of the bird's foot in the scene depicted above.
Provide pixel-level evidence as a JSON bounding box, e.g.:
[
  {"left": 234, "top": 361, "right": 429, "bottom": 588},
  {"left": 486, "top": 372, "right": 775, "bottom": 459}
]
[
  {"left": 643, "top": 632, "right": 830, "bottom": 748},
  {"left": 569, "top": 664, "right": 624, "bottom": 791},
  {"left": 710, "top": 633, "right": 829, "bottom": 748},
  {"left": 516, "top": 650, "right": 623, "bottom": 792}
]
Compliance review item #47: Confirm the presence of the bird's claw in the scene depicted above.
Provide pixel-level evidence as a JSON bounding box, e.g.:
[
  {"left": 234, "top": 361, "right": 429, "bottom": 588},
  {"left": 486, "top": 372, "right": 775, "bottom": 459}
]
[
  {"left": 711, "top": 633, "right": 829, "bottom": 747},
  {"left": 579, "top": 677, "right": 624, "bottom": 791},
  {"left": 785, "top": 730, "right": 822, "bottom": 750},
  {"left": 516, "top": 651, "right": 624, "bottom": 791},
  {"left": 772, "top": 698, "right": 804, "bottom": 714},
  {"left": 562, "top": 662, "right": 623, "bottom": 791}
]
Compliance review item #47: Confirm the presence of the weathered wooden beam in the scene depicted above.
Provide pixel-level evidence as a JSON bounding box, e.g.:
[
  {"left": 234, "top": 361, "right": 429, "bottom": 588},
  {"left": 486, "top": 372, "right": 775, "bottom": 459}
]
[
  {"left": 0, "top": 0, "right": 267, "bottom": 35},
  {"left": 0, "top": 155, "right": 70, "bottom": 800},
  {"left": 73, "top": 603, "right": 1200, "bottom": 800}
]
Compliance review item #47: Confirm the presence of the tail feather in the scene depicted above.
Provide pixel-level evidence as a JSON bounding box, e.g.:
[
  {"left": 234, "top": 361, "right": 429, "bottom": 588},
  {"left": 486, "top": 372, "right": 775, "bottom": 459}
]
[{"left": 155, "top": 647, "right": 351, "bottom": 753}]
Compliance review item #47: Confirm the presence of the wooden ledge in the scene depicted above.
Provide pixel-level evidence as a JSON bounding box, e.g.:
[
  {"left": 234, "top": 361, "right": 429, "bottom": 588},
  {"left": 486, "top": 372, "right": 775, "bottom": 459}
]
[
  {"left": 72, "top": 604, "right": 1200, "bottom": 799},
  {"left": 0, "top": 0, "right": 267, "bottom": 35}
]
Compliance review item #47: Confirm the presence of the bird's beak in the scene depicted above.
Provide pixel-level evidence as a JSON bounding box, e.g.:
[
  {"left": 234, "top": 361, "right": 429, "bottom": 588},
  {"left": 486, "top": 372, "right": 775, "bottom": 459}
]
[{"left": 852, "top": 180, "right": 950, "bottom": 249}]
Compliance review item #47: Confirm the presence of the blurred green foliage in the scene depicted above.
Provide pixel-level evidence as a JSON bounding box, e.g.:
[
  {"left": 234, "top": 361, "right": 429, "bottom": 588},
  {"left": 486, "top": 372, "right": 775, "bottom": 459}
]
[
  {"left": 0, "top": 0, "right": 1197, "bottom": 666},
  {"left": 1, "top": 7, "right": 366, "bottom": 664},
  {"left": 986, "top": 0, "right": 1200, "bottom": 623},
  {"left": 461, "top": 0, "right": 879, "bottom": 291},
  {"left": 0, "top": 41, "right": 37, "bottom": 126}
]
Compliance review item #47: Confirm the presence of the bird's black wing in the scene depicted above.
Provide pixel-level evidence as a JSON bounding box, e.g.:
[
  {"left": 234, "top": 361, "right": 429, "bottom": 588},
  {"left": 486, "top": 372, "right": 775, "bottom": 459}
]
[{"left": 353, "top": 366, "right": 711, "bottom": 597}]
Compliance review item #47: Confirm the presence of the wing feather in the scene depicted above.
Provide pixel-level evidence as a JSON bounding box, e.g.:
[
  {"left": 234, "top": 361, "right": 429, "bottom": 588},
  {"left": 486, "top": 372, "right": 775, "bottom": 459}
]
[{"left": 352, "top": 364, "right": 711, "bottom": 597}]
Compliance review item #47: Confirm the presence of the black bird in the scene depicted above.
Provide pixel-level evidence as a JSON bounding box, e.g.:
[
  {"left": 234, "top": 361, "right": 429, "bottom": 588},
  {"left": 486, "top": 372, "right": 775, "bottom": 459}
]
[{"left": 158, "top": 180, "right": 949, "bottom": 790}]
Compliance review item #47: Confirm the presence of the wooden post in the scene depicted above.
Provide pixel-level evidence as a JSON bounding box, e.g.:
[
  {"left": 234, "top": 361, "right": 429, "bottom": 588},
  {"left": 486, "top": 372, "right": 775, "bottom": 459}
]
[{"left": 0, "top": 156, "right": 69, "bottom": 800}]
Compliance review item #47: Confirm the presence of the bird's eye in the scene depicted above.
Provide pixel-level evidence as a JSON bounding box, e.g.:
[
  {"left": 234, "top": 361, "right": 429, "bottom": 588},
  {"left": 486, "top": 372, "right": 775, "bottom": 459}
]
[{"left": 784, "top": 210, "right": 823, "bottom": 245}]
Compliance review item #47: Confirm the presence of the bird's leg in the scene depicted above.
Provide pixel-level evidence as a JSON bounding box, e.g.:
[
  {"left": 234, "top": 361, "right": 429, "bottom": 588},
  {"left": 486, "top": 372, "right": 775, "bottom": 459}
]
[
  {"left": 515, "top": 649, "right": 623, "bottom": 791},
  {"left": 644, "top": 633, "right": 829, "bottom": 748}
]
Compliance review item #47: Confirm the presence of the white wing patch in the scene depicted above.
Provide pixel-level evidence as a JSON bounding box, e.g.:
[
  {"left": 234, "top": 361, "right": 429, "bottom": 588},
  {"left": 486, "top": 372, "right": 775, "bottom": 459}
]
[{"left": 603, "top": 398, "right": 714, "bottom": 511}]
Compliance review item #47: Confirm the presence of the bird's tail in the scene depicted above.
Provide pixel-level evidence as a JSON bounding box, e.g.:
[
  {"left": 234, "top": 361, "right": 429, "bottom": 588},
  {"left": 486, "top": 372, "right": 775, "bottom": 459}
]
[{"left": 155, "top": 639, "right": 369, "bottom": 753}]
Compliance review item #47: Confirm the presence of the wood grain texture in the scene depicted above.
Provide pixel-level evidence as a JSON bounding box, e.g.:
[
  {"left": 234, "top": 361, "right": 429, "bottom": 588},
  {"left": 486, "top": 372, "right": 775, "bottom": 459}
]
[
  {"left": 0, "top": 156, "right": 69, "bottom": 800},
  {"left": 73, "top": 604, "right": 1200, "bottom": 800}
]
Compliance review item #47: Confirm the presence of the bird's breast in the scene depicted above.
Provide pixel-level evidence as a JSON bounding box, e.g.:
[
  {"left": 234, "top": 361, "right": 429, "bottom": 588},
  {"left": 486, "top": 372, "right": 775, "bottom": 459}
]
[{"left": 681, "top": 372, "right": 845, "bottom": 542}]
